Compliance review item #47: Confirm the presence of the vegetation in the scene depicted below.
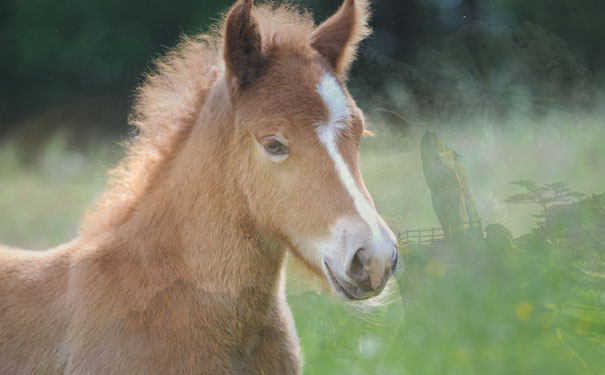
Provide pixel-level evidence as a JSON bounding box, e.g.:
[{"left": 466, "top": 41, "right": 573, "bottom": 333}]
[
  {"left": 506, "top": 180, "right": 585, "bottom": 229},
  {"left": 3, "top": 0, "right": 605, "bottom": 128},
  {"left": 351, "top": 21, "right": 597, "bottom": 130}
]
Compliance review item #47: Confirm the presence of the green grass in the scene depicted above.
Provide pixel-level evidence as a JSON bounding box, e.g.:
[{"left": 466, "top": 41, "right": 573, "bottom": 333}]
[
  {"left": 1, "top": 124, "right": 604, "bottom": 374},
  {"left": 0, "top": 133, "right": 112, "bottom": 249}
]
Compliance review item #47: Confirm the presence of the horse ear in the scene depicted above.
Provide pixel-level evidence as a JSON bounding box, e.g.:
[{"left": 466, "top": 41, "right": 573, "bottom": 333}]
[
  {"left": 224, "top": 0, "right": 265, "bottom": 90},
  {"left": 310, "top": 0, "right": 371, "bottom": 78}
]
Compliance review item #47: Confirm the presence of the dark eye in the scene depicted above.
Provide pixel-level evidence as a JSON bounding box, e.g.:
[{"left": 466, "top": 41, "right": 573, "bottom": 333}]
[{"left": 264, "top": 140, "right": 289, "bottom": 155}]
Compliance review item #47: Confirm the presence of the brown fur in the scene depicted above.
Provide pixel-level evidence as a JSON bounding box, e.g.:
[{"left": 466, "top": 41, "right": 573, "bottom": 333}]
[
  {"left": 0, "top": 1, "right": 374, "bottom": 374},
  {"left": 311, "top": 0, "right": 371, "bottom": 77}
]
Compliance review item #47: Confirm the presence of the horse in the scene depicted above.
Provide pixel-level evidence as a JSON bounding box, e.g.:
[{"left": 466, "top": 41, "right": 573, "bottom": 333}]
[{"left": 0, "top": 0, "right": 399, "bottom": 373}]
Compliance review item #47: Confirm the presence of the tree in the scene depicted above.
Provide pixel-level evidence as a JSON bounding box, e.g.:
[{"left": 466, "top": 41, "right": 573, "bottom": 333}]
[{"left": 506, "top": 180, "right": 584, "bottom": 229}]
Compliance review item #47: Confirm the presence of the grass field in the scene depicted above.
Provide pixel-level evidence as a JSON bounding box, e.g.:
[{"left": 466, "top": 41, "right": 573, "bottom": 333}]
[{"left": 0, "top": 119, "right": 604, "bottom": 374}]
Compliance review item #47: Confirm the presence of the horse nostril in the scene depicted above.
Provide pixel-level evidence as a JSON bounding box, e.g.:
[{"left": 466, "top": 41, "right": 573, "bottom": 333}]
[
  {"left": 346, "top": 248, "right": 369, "bottom": 283},
  {"left": 391, "top": 250, "right": 399, "bottom": 275}
]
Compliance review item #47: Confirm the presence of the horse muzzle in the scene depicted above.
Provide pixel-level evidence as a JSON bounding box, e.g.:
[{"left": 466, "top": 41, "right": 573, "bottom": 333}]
[{"left": 323, "top": 235, "right": 399, "bottom": 300}]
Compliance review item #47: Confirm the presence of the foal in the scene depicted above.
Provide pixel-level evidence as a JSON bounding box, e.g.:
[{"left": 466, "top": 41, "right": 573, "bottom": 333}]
[{"left": 0, "top": 0, "right": 398, "bottom": 373}]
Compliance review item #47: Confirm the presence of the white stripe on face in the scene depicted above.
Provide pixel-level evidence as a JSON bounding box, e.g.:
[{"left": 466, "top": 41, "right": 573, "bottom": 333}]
[{"left": 316, "top": 74, "right": 383, "bottom": 243}]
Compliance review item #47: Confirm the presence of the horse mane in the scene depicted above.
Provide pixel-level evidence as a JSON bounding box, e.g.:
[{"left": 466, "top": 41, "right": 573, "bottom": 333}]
[{"left": 81, "top": 3, "right": 317, "bottom": 237}]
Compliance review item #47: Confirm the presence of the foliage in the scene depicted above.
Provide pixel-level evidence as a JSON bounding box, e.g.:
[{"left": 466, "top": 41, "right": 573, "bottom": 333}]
[
  {"left": 1, "top": 0, "right": 226, "bottom": 120},
  {"left": 506, "top": 180, "right": 585, "bottom": 228},
  {"left": 4, "top": 0, "right": 605, "bottom": 135},
  {"left": 395, "top": 237, "right": 605, "bottom": 374},
  {"left": 352, "top": 22, "right": 596, "bottom": 127},
  {"left": 546, "top": 194, "right": 605, "bottom": 243}
]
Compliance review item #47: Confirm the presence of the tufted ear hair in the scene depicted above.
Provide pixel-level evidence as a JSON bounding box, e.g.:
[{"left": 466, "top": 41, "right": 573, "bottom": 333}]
[
  {"left": 310, "top": 0, "right": 371, "bottom": 78},
  {"left": 224, "top": 0, "right": 265, "bottom": 91}
]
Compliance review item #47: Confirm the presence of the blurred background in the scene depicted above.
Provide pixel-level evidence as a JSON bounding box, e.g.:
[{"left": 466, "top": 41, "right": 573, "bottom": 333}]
[
  {"left": 2, "top": 0, "right": 605, "bottom": 136},
  {"left": 1, "top": 0, "right": 604, "bottom": 373}
]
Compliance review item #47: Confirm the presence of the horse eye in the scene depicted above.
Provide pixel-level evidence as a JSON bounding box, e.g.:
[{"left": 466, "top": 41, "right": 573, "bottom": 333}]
[{"left": 264, "top": 140, "right": 289, "bottom": 155}]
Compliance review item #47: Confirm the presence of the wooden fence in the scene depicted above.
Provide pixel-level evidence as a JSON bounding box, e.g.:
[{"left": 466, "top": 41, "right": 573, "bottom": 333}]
[{"left": 398, "top": 220, "right": 482, "bottom": 245}]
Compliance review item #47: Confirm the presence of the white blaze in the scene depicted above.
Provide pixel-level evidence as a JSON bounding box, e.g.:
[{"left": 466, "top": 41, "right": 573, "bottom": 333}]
[{"left": 316, "top": 74, "right": 383, "bottom": 243}]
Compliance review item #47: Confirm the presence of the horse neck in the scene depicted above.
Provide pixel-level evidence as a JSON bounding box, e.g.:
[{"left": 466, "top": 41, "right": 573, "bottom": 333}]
[{"left": 100, "top": 80, "right": 287, "bottom": 300}]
